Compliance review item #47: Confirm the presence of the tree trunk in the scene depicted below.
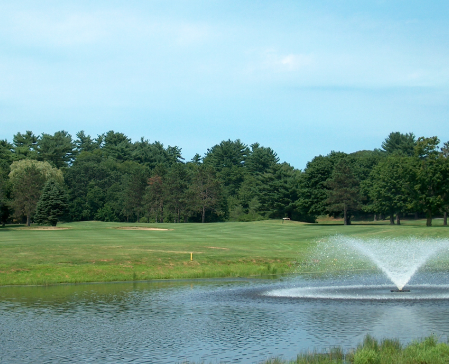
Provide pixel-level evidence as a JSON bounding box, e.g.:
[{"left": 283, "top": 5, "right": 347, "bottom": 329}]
[
  {"left": 415, "top": 212, "right": 419, "bottom": 220},
  {"left": 396, "top": 212, "right": 401, "bottom": 225},
  {"left": 202, "top": 206, "right": 205, "bottom": 223},
  {"left": 426, "top": 210, "right": 432, "bottom": 226},
  {"left": 343, "top": 205, "right": 347, "bottom": 225},
  {"left": 444, "top": 212, "right": 447, "bottom": 226},
  {"left": 26, "top": 214, "right": 31, "bottom": 227},
  {"left": 389, "top": 213, "right": 394, "bottom": 225},
  {"left": 373, "top": 214, "right": 377, "bottom": 222}
]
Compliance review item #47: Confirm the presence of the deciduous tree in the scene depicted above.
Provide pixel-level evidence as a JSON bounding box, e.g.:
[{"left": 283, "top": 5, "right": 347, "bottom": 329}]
[{"left": 9, "top": 160, "right": 62, "bottom": 226}]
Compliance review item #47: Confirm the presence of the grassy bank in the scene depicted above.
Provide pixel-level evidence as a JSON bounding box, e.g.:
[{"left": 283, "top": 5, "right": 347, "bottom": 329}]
[
  {"left": 262, "top": 335, "right": 449, "bottom": 364},
  {"left": 0, "top": 219, "right": 448, "bottom": 286}
]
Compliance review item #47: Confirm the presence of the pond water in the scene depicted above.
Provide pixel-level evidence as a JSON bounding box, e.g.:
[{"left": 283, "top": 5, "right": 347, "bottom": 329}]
[{"left": 2, "top": 274, "right": 449, "bottom": 363}]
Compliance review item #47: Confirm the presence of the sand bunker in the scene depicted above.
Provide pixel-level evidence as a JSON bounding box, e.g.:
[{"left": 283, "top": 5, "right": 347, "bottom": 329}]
[{"left": 113, "top": 227, "right": 172, "bottom": 231}]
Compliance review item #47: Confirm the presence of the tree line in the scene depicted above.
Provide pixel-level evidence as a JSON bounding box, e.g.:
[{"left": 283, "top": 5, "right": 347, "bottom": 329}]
[{"left": 0, "top": 130, "right": 448, "bottom": 226}]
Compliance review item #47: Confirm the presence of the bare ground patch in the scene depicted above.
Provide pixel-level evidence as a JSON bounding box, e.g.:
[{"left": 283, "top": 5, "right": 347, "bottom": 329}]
[{"left": 207, "top": 246, "right": 230, "bottom": 250}]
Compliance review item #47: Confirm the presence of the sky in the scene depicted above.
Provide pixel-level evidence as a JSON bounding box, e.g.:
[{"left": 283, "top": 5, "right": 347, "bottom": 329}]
[{"left": 0, "top": 0, "right": 448, "bottom": 169}]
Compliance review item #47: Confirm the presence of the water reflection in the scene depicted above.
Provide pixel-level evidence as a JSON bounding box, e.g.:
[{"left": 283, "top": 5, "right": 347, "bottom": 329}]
[{"left": 1, "top": 277, "right": 449, "bottom": 363}]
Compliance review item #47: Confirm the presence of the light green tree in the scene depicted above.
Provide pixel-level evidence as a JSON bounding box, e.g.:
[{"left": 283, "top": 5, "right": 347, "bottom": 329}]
[{"left": 9, "top": 160, "right": 63, "bottom": 226}]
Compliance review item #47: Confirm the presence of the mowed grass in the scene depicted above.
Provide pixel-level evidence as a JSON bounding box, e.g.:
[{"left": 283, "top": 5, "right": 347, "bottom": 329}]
[{"left": 0, "top": 218, "right": 448, "bottom": 286}]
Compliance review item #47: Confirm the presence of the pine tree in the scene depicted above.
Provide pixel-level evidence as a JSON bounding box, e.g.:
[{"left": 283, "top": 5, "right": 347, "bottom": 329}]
[
  {"left": 34, "top": 179, "right": 68, "bottom": 226},
  {"left": 325, "top": 159, "right": 361, "bottom": 225}
]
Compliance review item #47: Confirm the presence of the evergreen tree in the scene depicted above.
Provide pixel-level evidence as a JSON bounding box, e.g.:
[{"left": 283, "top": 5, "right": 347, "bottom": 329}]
[
  {"left": 34, "top": 179, "right": 68, "bottom": 226},
  {"left": 37, "top": 130, "right": 76, "bottom": 168},
  {"left": 325, "top": 159, "right": 361, "bottom": 225},
  {"left": 381, "top": 132, "right": 416, "bottom": 156}
]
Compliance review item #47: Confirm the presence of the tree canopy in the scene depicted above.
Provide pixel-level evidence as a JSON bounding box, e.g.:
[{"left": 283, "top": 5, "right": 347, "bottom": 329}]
[{"left": 1, "top": 129, "right": 448, "bottom": 226}]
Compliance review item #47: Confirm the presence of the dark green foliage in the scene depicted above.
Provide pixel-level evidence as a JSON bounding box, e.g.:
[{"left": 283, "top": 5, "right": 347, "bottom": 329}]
[
  {"left": 258, "top": 162, "right": 301, "bottom": 219},
  {"left": 203, "top": 139, "right": 249, "bottom": 196},
  {"left": 410, "top": 136, "right": 448, "bottom": 226},
  {"left": 381, "top": 131, "right": 416, "bottom": 156},
  {"left": 34, "top": 179, "right": 68, "bottom": 226},
  {"left": 0, "top": 139, "right": 13, "bottom": 175},
  {"left": 188, "top": 164, "right": 223, "bottom": 223},
  {"left": 365, "top": 155, "right": 413, "bottom": 225},
  {"left": 245, "top": 143, "right": 279, "bottom": 174},
  {"left": 4, "top": 129, "right": 449, "bottom": 225},
  {"left": 297, "top": 151, "right": 347, "bottom": 219},
  {"left": 75, "top": 130, "right": 101, "bottom": 153},
  {"left": 12, "top": 131, "right": 39, "bottom": 160},
  {"left": 37, "top": 130, "right": 76, "bottom": 168},
  {"left": 325, "top": 159, "right": 361, "bottom": 225}
]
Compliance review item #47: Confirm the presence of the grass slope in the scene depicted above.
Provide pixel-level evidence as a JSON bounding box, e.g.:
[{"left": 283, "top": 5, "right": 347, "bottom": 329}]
[{"left": 0, "top": 219, "right": 448, "bottom": 286}]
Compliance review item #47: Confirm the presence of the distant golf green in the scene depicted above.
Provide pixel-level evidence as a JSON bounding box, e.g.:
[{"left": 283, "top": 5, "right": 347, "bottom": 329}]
[{"left": 1, "top": 219, "right": 448, "bottom": 286}]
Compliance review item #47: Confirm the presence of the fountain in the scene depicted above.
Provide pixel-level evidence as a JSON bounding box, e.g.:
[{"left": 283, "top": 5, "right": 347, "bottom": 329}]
[
  {"left": 264, "top": 236, "right": 449, "bottom": 300},
  {"left": 345, "top": 237, "right": 446, "bottom": 291}
]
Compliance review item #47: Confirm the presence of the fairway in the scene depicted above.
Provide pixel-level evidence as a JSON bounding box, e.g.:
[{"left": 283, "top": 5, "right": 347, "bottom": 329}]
[{"left": 1, "top": 219, "right": 449, "bottom": 286}]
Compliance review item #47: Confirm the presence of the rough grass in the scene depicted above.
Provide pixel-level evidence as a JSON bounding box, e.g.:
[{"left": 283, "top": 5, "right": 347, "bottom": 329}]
[
  {"left": 0, "top": 219, "right": 448, "bottom": 286},
  {"left": 261, "top": 335, "right": 449, "bottom": 364}
]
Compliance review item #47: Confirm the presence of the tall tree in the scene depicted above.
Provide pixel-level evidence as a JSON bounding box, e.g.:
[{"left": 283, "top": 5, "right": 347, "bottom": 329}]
[
  {"left": 245, "top": 143, "right": 279, "bottom": 174},
  {"left": 12, "top": 131, "right": 38, "bottom": 160},
  {"left": 121, "top": 164, "right": 149, "bottom": 222},
  {"left": 9, "top": 160, "right": 63, "bottom": 226},
  {"left": 37, "top": 130, "right": 76, "bottom": 168},
  {"left": 75, "top": 131, "right": 101, "bottom": 153},
  {"left": 34, "top": 179, "right": 68, "bottom": 226},
  {"left": 188, "top": 165, "right": 222, "bottom": 223},
  {"left": 203, "top": 139, "right": 249, "bottom": 196},
  {"left": 143, "top": 165, "right": 167, "bottom": 223},
  {"left": 297, "top": 151, "right": 347, "bottom": 220},
  {"left": 381, "top": 132, "right": 416, "bottom": 156},
  {"left": 366, "top": 155, "right": 413, "bottom": 225},
  {"left": 102, "top": 131, "right": 133, "bottom": 162},
  {"left": 165, "top": 163, "right": 189, "bottom": 223},
  {"left": 411, "top": 137, "right": 447, "bottom": 226},
  {"left": 441, "top": 141, "right": 449, "bottom": 226},
  {"left": 325, "top": 159, "right": 361, "bottom": 225}
]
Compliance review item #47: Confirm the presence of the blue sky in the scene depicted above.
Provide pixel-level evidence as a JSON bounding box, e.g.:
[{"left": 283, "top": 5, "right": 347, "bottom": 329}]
[{"left": 1, "top": 1, "right": 448, "bottom": 169}]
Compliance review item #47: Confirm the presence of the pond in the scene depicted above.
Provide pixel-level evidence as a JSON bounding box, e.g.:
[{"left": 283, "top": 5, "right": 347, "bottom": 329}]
[{"left": 1, "top": 273, "right": 449, "bottom": 363}]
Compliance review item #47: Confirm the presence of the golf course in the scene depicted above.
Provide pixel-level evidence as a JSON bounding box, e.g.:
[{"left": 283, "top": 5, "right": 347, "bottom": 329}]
[{"left": 1, "top": 218, "right": 448, "bottom": 286}]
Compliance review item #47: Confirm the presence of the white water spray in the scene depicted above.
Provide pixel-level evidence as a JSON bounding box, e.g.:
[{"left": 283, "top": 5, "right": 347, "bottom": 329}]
[{"left": 337, "top": 236, "right": 447, "bottom": 290}]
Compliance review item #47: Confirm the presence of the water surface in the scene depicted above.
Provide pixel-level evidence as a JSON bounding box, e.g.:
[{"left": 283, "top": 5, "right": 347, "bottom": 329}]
[{"left": 1, "top": 275, "right": 449, "bottom": 363}]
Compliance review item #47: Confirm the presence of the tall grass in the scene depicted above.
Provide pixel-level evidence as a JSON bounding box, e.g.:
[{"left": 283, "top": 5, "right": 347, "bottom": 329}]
[{"left": 260, "top": 335, "right": 449, "bottom": 364}]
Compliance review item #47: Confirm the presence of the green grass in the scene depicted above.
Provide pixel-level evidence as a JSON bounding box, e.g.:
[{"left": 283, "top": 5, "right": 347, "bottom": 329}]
[
  {"left": 0, "top": 219, "right": 448, "bottom": 286},
  {"left": 260, "top": 335, "right": 449, "bottom": 364}
]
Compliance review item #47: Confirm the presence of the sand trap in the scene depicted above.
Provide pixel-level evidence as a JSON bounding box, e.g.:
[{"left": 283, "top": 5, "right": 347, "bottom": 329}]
[
  {"left": 207, "top": 246, "right": 229, "bottom": 250},
  {"left": 113, "top": 227, "right": 172, "bottom": 231}
]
